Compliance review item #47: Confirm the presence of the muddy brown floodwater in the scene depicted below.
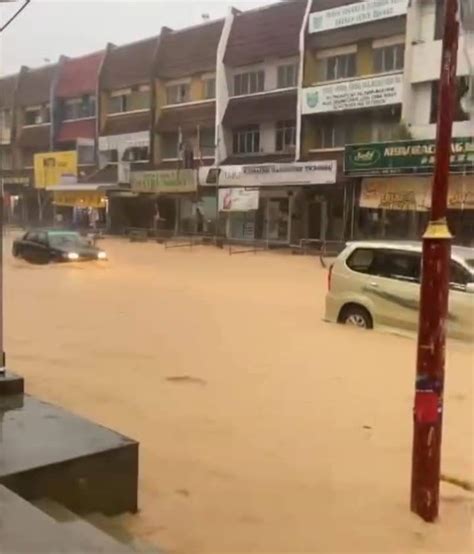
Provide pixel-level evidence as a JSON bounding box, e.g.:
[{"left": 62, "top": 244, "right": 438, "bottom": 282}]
[{"left": 5, "top": 237, "right": 473, "bottom": 554}]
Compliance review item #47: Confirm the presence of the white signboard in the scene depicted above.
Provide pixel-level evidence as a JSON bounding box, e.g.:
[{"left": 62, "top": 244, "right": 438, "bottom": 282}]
[
  {"left": 309, "top": 0, "right": 408, "bottom": 34},
  {"left": 208, "top": 161, "right": 337, "bottom": 188},
  {"left": 218, "top": 188, "right": 259, "bottom": 212},
  {"left": 302, "top": 73, "right": 403, "bottom": 115}
]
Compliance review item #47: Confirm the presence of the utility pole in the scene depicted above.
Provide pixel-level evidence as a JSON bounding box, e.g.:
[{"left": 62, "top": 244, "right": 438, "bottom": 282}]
[{"left": 410, "top": 0, "right": 460, "bottom": 523}]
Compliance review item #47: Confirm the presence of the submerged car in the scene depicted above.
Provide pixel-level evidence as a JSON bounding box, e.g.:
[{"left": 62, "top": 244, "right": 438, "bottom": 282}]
[
  {"left": 325, "top": 241, "right": 474, "bottom": 342},
  {"left": 12, "top": 229, "right": 108, "bottom": 264}
]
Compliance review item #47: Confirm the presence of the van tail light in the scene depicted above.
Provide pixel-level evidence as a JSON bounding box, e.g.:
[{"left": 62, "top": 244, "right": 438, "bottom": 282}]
[{"left": 328, "top": 264, "right": 334, "bottom": 292}]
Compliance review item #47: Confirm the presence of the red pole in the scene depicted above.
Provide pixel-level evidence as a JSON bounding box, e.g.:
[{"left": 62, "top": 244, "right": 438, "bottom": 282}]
[{"left": 410, "top": 0, "right": 460, "bottom": 523}]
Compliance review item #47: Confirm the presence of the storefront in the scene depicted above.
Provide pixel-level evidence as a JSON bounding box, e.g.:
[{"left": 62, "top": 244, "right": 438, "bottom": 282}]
[
  {"left": 201, "top": 161, "right": 338, "bottom": 244},
  {"left": 1, "top": 174, "right": 33, "bottom": 226},
  {"left": 345, "top": 138, "right": 474, "bottom": 244}
]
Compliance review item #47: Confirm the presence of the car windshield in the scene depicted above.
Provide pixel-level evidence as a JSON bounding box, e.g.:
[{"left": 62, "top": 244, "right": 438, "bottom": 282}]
[
  {"left": 465, "top": 259, "right": 474, "bottom": 271},
  {"left": 48, "top": 232, "right": 89, "bottom": 249}
]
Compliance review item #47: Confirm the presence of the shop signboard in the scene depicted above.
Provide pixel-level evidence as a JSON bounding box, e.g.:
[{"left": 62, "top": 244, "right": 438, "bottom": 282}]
[
  {"left": 345, "top": 137, "right": 474, "bottom": 176},
  {"left": 218, "top": 188, "right": 259, "bottom": 212},
  {"left": 309, "top": 0, "right": 408, "bottom": 34},
  {"left": 203, "top": 161, "right": 336, "bottom": 188},
  {"left": 53, "top": 191, "right": 106, "bottom": 209},
  {"left": 131, "top": 169, "right": 197, "bottom": 194},
  {"left": 34, "top": 151, "right": 77, "bottom": 188},
  {"left": 360, "top": 176, "right": 474, "bottom": 211},
  {"left": 302, "top": 73, "right": 403, "bottom": 115}
]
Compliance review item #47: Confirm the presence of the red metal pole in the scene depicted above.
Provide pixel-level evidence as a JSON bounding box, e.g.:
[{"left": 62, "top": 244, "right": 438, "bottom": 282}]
[{"left": 410, "top": 0, "right": 460, "bottom": 523}]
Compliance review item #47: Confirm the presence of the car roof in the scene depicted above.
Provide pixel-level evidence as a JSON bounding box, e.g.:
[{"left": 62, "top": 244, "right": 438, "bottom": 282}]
[{"left": 346, "top": 241, "right": 474, "bottom": 261}]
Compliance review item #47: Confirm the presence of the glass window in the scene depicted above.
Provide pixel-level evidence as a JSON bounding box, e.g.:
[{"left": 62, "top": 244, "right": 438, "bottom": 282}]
[
  {"left": 346, "top": 248, "right": 375, "bottom": 273},
  {"left": 373, "top": 44, "right": 405, "bottom": 73},
  {"left": 316, "top": 121, "right": 349, "bottom": 149},
  {"left": 24, "top": 108, "right": 42, "bottom": 125},
  {"left": 326, "top": 53, "right": 356, "bottom": 81},
  {"left": 161, "top": 132, "right": 179, "bottom": 158},
  {"left": 233, "top": 70, "right": 265, "bottom": 96},
  {"left": 347, "top": 248, "right": 421, "bottom": 282},
  {"left": 166, "top": 83, "right": 190, "bottom": 105},
  {"left": 122, "top": 146, "right": 149, "bottom": 162},
  {"left": 430, "top": 77, "right": 470, "bottom": 123},
  {"left": 450, "top": 261, "right": 472, "bottom": 290},
  {"left": 199, "top": 128, "right": 215, "bottom": 157},
  {"left": 77, "top": 144, "right": 95, "bottom": 165},
  {"left": 277, "top": 63, "right": 298, "bottom": 88},
  {"left": 109, "top": 94, "right": 127, "bottom": 114},
  {"left": 275, "top": 120, "right": 296, "bottom": 151},
  {"left": 204, "top": 78, "right": 216, "bottom": 99},
  {"left": 232, "top": 125, "right": 260, "bottom": 155},
  {"left": 128, "top": 88, "right": 150, "bottom": 111}
]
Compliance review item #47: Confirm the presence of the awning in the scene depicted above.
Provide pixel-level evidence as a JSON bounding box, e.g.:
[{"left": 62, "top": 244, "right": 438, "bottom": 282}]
[
  {"left": 156, "top": 101, "right": 216, "bottom": 133},
  {"left": 223, "top": 89, "right": 297, "bottom": 127},
  {"left": 360, "top": 175, "right": 474, "bottom": 211}
]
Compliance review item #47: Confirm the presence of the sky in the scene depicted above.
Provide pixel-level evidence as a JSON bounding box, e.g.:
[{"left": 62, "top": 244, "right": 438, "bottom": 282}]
[{"left": 0, "top": 0, "right": 276, "bottom": 75}]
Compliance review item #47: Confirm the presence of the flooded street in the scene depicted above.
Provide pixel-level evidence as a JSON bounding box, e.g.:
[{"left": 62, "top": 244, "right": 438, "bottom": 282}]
[{"left": 5, "top": 237, "right": 473, "bottom": 554}]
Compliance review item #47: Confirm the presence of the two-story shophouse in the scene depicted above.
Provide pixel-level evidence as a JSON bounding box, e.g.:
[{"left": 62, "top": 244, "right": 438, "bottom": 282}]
[
  {"left": 97, "top": 36, "right": 159, "bottom": 231},
  {"left": 300, "top": 0, "right": 409, "bottom": 243},
  {"left": 215, "top": 0, "right": 325, "bottom": 244},
  {"left": 142, "top": 19, "right": 224, "bottom": 235}
]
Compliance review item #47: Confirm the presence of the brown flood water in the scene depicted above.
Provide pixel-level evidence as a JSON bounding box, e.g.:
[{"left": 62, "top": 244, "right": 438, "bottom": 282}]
[{"left": 6, "top": 237, "right": 473, "bottom": 553}]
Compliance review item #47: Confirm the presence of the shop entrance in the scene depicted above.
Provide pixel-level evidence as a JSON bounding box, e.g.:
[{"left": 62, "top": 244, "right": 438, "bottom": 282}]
[
  {"left": 307, "top": 198, "right": 328, "bottom": 241},
  {"left": 266, "top": 198, "right": 290, "bottom": 242}
]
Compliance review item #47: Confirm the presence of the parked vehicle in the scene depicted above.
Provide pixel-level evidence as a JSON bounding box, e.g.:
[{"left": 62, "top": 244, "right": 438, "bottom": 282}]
[
  {"left": 12, "top": 230, "right": 108, "bottom": 265},
  {"left": 325, "top": 241, "right": 474, "bottom": 341}
]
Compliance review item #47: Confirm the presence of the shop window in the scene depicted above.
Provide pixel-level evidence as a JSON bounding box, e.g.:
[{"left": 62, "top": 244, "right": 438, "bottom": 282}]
[
  {"left": 166, "top": 83, "right": 190, "bottom": 105},
  {"left": 277, "top": 63, "right": 298, "bottom": 88},
  {"left": 430, "top": 77, "right": 470, "bottom": 123},
  {"left": 373, "top": 44, "right": 405, "bottom": 73},
  {"left": 204, "top": 78, "right": 216, "bottom": 100},
  {"left": 233, "top": 70, "right": 265, "bottom": 96},
  {"left": 162, "top": 132, "right": 179, "bottom": 159},
  {"left": 275, "top": 120, "right": 296, "bottom": 152},
  {"left": 232, "top": 125, "right": 260, "bottom": 155},
  {"left": 326, "top": 53, "right": 356, "bottom": 81},
  {"left": 316, "top": 121, "right": 349, "bottom": 149}
]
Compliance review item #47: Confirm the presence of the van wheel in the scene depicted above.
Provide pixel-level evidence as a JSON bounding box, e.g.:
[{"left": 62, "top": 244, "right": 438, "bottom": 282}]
[{"left": 339, "top": 305, "right": 373, "bottom": 330}]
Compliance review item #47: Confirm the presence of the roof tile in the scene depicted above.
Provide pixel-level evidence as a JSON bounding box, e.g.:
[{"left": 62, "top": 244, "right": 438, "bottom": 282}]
[{"left": 56, "top": 52, "right": 105, "bottom": 98}]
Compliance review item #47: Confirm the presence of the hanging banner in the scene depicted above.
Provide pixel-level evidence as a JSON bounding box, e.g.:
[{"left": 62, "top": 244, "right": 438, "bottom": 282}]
[
  {"left": 360, "top": 176, "right": 474, "bottom": 211},
  {"left": 309, "top": 0, "right": 408, "bottom": 34},
  {"left": 302, "top": 73, "right": 403, "bottom": 115},
  {"left": 34, "top": 151, "right": 77, "bottom": 188},
  {"left": 131, "top": 169, "right": 197, "bottom": 194},
  {"left": 218, "top": 188, "right": 259, "bottom": 212},
  {"left": 345, "top": 137, "right": 474, "bottom": 176}
]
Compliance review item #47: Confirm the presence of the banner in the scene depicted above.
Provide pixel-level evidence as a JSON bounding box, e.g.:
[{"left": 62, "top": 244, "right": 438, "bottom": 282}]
[
  {"left": 345, "top": 137, "right": 474, "bottom": 176},
  {"left": 360, "top": 176, "right": 474, "bottom": 211},
  {"left": 309, "top": 0, "right": 408, "bottom": 34},
  {"left": 218, "top": 188, "right": 259, "bottom": 212},
  {"left": 34, "top": 151, "right": 77, "bottom": 188},
  {"left": 302, "top": 73, "right": 403, "bottom": 115},
  {"left": 202, "top": 161, "right": 337, "bottom": 188},
  {"left": 131, "top": 169, "right": 197, "bottom": 194}
]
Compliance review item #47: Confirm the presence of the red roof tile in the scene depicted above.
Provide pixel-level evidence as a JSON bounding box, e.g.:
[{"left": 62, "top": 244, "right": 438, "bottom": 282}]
[
  {"left": 224, "top": 1, "right": 306, "bottom": 67},
  {"left": 57, "top": 119, "right": 96, "bottom": 143},
  {"left": 156, "top": 20, "right": 224, "bottom": 79},
  {"left": 56, "top": 51, "right": 105, "bottom": 98}
]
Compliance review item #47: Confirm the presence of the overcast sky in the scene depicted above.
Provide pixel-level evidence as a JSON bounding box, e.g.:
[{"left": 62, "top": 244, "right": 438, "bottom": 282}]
[{"left": 0, "top": 0, "right": 275, "bottom": 75}]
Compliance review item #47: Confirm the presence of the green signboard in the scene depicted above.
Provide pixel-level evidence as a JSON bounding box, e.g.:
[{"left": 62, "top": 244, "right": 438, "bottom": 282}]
[
  {"left": 344, "top": 137, "right": 474, "bottom": 176},
  {"left": 131, "top": 169, "right": 197, "bottom": 194}
]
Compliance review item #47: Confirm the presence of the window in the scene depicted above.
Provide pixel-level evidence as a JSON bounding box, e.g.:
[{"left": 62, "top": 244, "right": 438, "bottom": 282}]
[
  {"left": 128, "top": 86, "right": 150, "bottom": 111},
  {"left": 166, "top": 83, "right": 190, "bottom": 105},
  {"left": 0, "top": 148, "right": 12, "bottom": 170},
  {"left": 64, "top": 96, "right": 96, "bottom": 120},
  {"left": 430, "top": 78, "right": 470, "bottom": 123},
  {"left": 275, "top": 120, "right": 296, "bottom": 152},
  {"left": 77, "top": 144, "right": 95, "bottom": 165},
  {"left": 316, "top": 121, "right": 349, "bottom": 149},
  {"left": 277, "top": 63, "right": 298, "bottom": 88},
  {"left": 101, "top": 150, "right": 118, "bottom": 164},
  {"left": 109, "top": 94, "right": 128, "bottom": 114},
  {"left": 233, "top": 70, "right": 265, "bottom": 96},
  {"left": 204, "top": 78, "right": 216, "bottom": 100},
  {"left": 162, "top": 133, "right": 179, "bottom": 159},
  {"left": 326, "top": 53, "right": 356, "bottom": 81},
  {"left": 24, "top": 107, "right": 43, "bottom": 125},
  {"left": 450, "top": 261, "right": 473, "bottom": 291},
  {"left": 232, "top": 125, "right": 260, "bottom": 155},
  {"left": 347, "top": 248, "right": 421, "bottom": 283},
  {"left": 373, "top": 44, "right": 404, "bottom": 73},
  {"left": 123, "top": 146, "right": 149, "bottom": 162},
  {"left": 199, "top": 128, "right": 215, "bottom": 157},
  {"left": 0, "top": 110, "right": 12, "bottom": 143}
]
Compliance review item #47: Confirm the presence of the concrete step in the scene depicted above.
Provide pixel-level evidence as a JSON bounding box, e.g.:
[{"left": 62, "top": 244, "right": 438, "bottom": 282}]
[{"left": 33, "top": 498, "right": 135, "bottom": 553}]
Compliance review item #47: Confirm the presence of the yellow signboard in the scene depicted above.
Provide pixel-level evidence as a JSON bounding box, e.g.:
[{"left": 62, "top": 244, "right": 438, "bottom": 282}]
[
  {"left": 34, "top": 151, "right": 78, "bottom": 188},
  {"left": 53, "top": 191, "right": 106, "bottom": 209}
]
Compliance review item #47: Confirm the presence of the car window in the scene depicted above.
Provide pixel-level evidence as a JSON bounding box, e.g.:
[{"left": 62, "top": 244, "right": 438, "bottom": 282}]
[
  {"left": 37, "top": 232, "right": 48, "bottom": 245},
  {"left": 347, "top": 248, "right": 421, "bottom": 283},
  {"left": 450, "top": 261, "right": 472, "bottom": 291},
  {"left": 25, "top": 231, "right": 38, "bottom": 242},
  {"left": 346, "top": 248, "right": 375, "bottom": 273}
]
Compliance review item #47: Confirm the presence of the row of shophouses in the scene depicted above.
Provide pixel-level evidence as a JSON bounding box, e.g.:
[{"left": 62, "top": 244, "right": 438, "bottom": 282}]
[{"left": 0, "top": 0, "right": 473, "bottom": 245}]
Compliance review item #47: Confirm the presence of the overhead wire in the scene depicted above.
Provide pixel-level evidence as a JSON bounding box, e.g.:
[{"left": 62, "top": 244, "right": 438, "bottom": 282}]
[{"left": 0, "top": 0, "right": 32, "bottom": 34}]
